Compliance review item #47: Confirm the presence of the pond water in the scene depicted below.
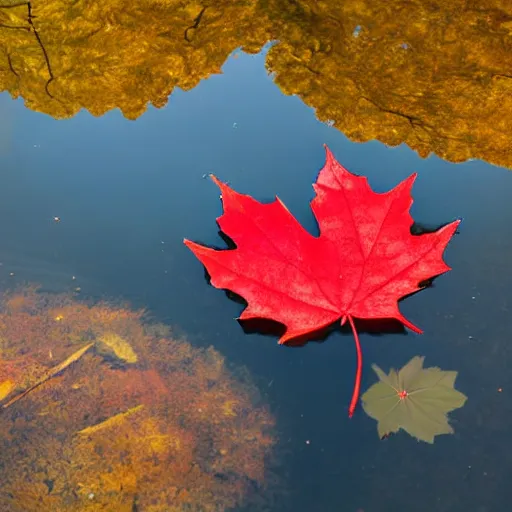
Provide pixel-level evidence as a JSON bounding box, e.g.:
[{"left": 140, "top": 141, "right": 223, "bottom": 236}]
[{"left": 1, "top": 2, "right": 512, "bottom": 511}]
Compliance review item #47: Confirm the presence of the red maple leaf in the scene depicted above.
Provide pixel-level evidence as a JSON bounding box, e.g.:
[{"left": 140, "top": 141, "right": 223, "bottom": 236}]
[{"left": 184, "top": 146, "right": 460, "bottom": 416}]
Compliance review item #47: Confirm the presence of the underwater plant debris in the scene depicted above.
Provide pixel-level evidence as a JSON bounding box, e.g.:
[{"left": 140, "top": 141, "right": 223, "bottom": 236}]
[{"left": 0, "top": 287, "right": 277, "bottom": 511}]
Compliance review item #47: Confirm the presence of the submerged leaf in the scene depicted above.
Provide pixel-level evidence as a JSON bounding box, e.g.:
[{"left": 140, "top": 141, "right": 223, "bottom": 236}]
[
  {"left": 97, "top": 332, "right": 138, "bottom": 363},
  {"left": 361, "top": 356, "right": 467, "bottom": 443},
  {"left": 2, "top": 342, "right": 94, "bottom": 409},
  {"left": 77, "top": 405, "right": 144, "bottom": 435}
]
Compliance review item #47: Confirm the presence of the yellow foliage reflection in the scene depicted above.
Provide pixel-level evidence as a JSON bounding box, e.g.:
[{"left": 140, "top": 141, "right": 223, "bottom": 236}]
[
  {"left": 0, "top": 287, "right": 277, "bottom": 511},
  {"left": 265, "top": 0, "right": 512, "bottom": 169},
  {"left": 1, "top": 0, "right": 511, "bottom": 168},
  {"left": 0, "top": 0, "right": 272, "bottom": 119}
]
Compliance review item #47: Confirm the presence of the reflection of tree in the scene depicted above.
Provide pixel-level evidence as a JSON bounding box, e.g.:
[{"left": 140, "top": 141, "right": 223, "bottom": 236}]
[
  {"left": 0, "top": 1, "right": 54, "bottom": 97},
  {"left": 2, "top": 0, "right": 512, "bottom": 168},
  {"left": 264, "top": 0, "right": 512, "bottom": 169},
  {"left": 0, "top": 0, "right": 273, "bottom": 119}
]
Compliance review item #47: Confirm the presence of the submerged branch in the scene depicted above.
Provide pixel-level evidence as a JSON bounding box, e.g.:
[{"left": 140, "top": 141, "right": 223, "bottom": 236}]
[{"left": 2, "top": 342, "right": 94, "bottom": 409}]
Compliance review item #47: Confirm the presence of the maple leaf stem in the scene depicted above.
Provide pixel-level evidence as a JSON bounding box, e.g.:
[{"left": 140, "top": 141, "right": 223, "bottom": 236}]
[{"left": 347, "top": 315, "right": 362, "bottom": 418}]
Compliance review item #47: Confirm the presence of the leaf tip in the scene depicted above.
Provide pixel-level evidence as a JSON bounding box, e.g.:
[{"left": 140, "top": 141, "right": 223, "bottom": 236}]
[
  {"left": 400, "top": 172, "right": 418, "bottom": 191},
  {"left": 183, "top": 238, "right": 205, "bottom": 255},
  {"left": 323, "top": 144, "right": 334, "bottom": 160},
  {"left": 398, "top": 314, "right": 423, "bottom": 334},
  {"left": 438, "top": 218, "right": 462, "bottom": 240},
  {"left": 210, "top": 174, "right": 222, "bottom": 187}
]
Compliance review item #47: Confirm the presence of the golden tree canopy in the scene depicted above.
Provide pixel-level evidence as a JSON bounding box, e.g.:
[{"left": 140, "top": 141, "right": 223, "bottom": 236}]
[
  {"left": 1, "top": 0, "right": 512, "bottom": 168},
  {"left": 265, "top": 0, "right": 512, "bottom": 169},
  {"left": 0, "top": 0, "right": 272, "bottom": 119}
]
